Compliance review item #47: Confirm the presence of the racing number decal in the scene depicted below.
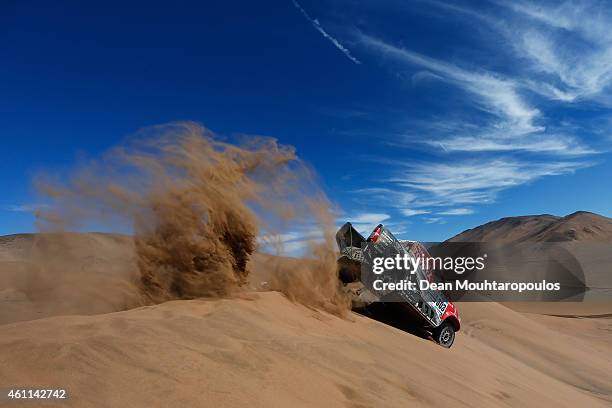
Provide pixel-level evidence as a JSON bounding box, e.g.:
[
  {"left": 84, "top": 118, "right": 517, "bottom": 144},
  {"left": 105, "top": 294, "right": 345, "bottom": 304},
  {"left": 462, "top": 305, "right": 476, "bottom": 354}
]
[{"left": 434, "top": 301, "right": 448, "bottom": 315}]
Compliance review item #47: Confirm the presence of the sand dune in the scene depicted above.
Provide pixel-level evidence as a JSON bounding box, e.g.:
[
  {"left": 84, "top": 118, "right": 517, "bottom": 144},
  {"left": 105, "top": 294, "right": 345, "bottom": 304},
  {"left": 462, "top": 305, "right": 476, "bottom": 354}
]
[
  {"left": 0, "top": 292, "right": 610, "bottom": 408},
  {"left": 1, "top": 226, "right": 610, "bottom": 407}
]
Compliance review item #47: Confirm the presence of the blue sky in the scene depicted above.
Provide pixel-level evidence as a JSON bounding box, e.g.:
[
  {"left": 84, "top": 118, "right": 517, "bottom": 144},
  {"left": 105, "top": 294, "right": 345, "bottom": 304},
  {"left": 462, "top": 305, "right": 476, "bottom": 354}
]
[{"left": 1, "top": 0, "right": 611, "bottom": 243}]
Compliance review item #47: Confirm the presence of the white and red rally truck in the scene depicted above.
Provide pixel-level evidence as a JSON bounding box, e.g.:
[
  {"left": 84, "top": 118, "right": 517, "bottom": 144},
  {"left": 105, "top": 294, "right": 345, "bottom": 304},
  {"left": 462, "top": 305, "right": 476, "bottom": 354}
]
[{"left": 336, "top": 222, "right": 461, "bottom": 348}]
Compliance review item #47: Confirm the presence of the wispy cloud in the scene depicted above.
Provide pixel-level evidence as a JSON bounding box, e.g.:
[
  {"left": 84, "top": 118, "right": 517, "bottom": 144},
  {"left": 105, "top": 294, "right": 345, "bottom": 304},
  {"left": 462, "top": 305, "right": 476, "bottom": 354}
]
[
  {"left": 291, "top": 0, "right": 361, "bottom": 64},
  {"left": 335, "top": 212, "right": 389, "bottom": 235},
  {"left": 4, "top": 204, "right": 48, "bottom": 213},
  {"left": 358, "top": 33, "right": 539, "bottom": 133},
  {"left": 389, "top": 159, "right": 592, "bottom": 207},
  {"left": 456, "top": 0, "right": 612, "bottom": 103},
  {"left": 351, "top": 155, "right": 591, "bottom": 215},
  {"left": 513, "top": 31, "right": 612, "bottom": 103},
  {"left": 355, "top": 33, "right": 593, "bottom": 156},
  {"left": 401, "top": 208, "right": 430, "bottom": 216},
  {"left": 423, "top": 0, "right": 503, "bottom": 29},
  {"left": 258, "top": 225, "right": 325, "bottom": 257},
  {"left": 355, "top": 2, "right": 607, "bottom": 155},
  {"left": 424, "top": 217, "right": 445, "bottom": 224},
  {"left": 328, "top": 1, "right": 608, "bottom": 224},
  {"left": 426, "top": 133, "right": 595, "bottom": 155},
  {"left": 350, "top": 212, "right": 390, "bottom": 224},
  {"left": 497, "top": 1, "right": 576, "bottom": 30},
  {"left": 348, "top": 187, "right": 417, "bottom": 209},
  {"left": 438, "top": 208, "right": 474, "bottom": 216}
]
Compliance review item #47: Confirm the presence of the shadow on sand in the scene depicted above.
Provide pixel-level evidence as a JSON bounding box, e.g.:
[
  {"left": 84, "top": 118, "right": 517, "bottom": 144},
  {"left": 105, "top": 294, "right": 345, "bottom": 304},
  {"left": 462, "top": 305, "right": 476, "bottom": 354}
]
[{"left": 355, "top": 303, "right": 434, "bottom": 343}]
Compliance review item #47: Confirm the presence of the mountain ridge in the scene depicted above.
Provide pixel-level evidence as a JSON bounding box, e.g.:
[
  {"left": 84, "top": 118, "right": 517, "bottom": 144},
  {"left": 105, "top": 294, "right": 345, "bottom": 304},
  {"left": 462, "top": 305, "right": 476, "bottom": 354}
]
[{"left": 448, "top": 211, "right": 612, "bottom": 243}]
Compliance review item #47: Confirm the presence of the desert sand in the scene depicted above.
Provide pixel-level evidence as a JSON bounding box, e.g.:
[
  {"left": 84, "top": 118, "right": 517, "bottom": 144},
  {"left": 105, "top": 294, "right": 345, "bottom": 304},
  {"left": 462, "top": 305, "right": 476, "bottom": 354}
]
[
  {"left": 1, "top": 232, "right": 611, "bottom": 407},
  {"left": 0, "top": 292, "right": 610, "bottom": 408}
]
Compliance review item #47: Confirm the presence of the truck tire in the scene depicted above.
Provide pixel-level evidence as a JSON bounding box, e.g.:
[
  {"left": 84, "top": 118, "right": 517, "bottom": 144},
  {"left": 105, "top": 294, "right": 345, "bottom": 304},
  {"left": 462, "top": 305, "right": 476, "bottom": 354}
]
[{"left": 433, "top": 321, "right": 455, "bottom": 348}]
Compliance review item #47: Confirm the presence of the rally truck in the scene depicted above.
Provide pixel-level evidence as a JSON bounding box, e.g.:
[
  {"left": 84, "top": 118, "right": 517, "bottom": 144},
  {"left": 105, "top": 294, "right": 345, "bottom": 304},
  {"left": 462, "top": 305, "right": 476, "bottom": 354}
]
[{"left": 336, "top": 222, "right": 460, "bottom": 348}]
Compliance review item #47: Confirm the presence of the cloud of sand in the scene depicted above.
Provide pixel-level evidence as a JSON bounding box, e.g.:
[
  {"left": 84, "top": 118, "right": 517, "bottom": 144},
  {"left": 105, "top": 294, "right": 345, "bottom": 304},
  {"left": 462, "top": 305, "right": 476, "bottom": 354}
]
[
  {"left": 0, "top": 232, "right": 143, "bottom": 324},
  {"left": 268, "top": 237, "right": 351, "bottom": 315},
  {"left": 35, "top": 122, "right": 348, "bottom": 313}
]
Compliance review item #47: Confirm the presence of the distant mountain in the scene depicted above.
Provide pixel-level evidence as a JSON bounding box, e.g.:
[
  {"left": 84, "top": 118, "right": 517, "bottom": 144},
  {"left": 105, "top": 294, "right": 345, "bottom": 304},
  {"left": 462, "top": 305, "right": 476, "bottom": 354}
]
[{"left": 448, "top": 211, "right": 612, "bottom": 243}]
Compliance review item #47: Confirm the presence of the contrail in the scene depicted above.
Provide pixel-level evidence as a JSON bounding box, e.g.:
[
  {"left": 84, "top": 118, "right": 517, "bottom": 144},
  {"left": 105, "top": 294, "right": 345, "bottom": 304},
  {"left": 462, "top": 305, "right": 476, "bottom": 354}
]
[{"left": 291, "top": 0, "right": 361, "bottom": 64}]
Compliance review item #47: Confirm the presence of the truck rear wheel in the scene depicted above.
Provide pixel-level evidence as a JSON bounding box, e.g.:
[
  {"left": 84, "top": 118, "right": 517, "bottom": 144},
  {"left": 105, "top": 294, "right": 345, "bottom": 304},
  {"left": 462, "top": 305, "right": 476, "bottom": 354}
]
[{"left": 433, "top": 322, "right": 455, "bottom": 348}]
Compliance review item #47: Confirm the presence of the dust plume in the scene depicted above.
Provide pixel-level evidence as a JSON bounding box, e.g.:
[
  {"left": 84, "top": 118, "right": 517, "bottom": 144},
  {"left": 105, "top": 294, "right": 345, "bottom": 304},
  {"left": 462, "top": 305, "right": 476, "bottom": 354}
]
[
  {"left": 35, "top": 122, "right": 348, "bottom": 313},
  {"left": 263, "top": 202, "right": 351, "bottom": 315},
  {"left": 0, "top": 232, "right": 143, "bottom": 324}
]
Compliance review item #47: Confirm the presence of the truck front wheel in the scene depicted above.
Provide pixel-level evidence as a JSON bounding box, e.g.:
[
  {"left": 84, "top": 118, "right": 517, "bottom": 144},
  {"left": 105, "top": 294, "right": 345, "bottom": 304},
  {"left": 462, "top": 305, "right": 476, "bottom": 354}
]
[{"left": 433, "top": 322, "right": 455, "bottom": 348}]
